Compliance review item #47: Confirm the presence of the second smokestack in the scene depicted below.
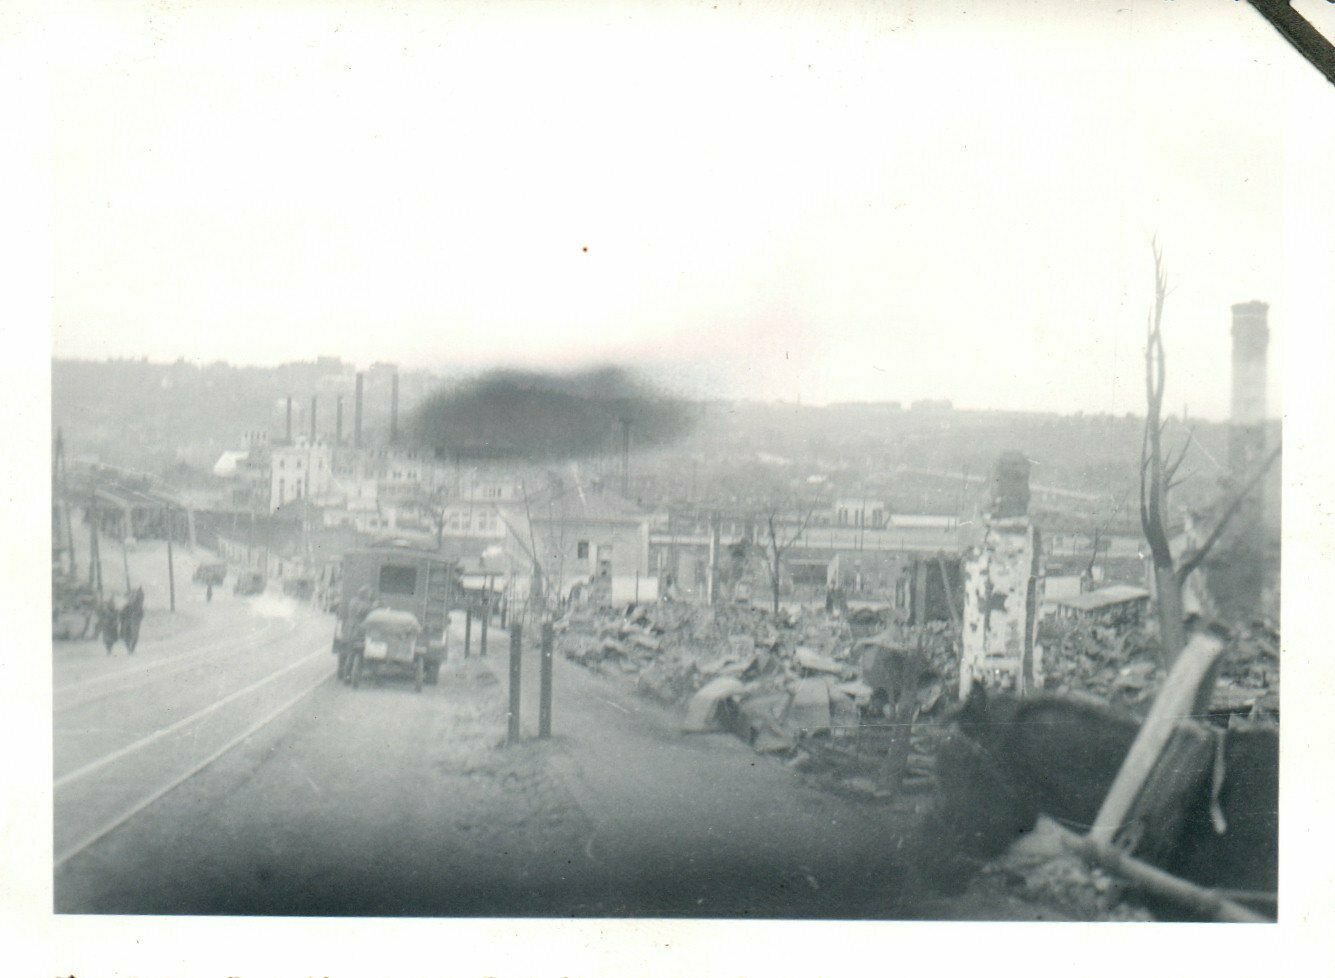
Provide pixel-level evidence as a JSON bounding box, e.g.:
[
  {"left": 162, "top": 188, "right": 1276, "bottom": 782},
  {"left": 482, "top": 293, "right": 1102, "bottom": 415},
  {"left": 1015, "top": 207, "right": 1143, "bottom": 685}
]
[{"left": 354, "top": 373, "right": 364, "bottom": 449}]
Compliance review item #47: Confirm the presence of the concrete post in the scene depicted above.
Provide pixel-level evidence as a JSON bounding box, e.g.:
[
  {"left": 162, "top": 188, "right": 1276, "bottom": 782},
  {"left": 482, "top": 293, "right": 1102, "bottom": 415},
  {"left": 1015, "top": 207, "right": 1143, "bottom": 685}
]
[
  {"left": 507, "top": 621, "right": 523, "bottom": 744},
  {"left": 539, "top": 618, "right": 554, "bottom": 739},
  {"left": 464, "top": 607, "right": 472, "bottom": 658}
]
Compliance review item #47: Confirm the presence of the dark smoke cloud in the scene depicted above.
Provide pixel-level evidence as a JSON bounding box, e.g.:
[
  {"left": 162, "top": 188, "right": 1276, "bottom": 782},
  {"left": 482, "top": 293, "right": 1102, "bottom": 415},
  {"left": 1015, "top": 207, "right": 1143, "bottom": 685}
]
[{"left": 407, "top": 366, "right": 696, "bottom": 462}]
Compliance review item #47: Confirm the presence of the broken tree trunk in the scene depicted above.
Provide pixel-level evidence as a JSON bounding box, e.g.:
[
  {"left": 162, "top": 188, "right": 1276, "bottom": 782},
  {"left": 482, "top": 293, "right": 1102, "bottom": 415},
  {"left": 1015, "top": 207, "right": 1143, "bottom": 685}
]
[
  {"left": 1089, "top": 629, "right": 1225, "bottom": 846},
  {"left": 1056, "top": 824, "right": 1268, "bottom": 923}
]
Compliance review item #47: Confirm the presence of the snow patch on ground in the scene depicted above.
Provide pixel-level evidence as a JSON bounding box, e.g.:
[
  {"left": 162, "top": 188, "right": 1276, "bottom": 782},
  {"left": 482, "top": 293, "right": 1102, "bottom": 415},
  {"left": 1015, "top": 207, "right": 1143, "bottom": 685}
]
[{"left": 248, "top": 593, "right": 300, "bottom": 619}]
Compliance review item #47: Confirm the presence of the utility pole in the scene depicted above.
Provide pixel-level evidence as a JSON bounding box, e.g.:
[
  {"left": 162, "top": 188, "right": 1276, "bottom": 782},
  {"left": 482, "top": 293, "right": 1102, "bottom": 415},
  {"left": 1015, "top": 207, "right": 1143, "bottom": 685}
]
[
  {"left": 480, "top": 586, "right": 490, "bottom": 656},
  {"left": 120, "top": 506, "right": 132, "bottom": 593},
  {"left": 166, "top": 508, "right": 176, "bottom": 612},
  {"left": 88, "top": 488, "right": 103, "bottom": 597}
]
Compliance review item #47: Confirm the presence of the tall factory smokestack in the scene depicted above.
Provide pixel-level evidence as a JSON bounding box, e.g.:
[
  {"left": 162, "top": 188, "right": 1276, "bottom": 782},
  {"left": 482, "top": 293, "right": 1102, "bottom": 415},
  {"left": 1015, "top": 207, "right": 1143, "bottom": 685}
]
[
  {"left": 1229, "top": 301, "right": 1269, "bottom": 478},
  {"left": 336, "top": 394, "right": 344, "bottom": 445},
  {"left": 310, "top": 395, "right": 318, "bottom": 443},
  {"left": 285, "top": 396, "right": 293, "bottom": 444},
  {"left": 390, "top": 371, "right": 400, "bottom": 446},
  {"left": 354, "top": 372, "right": 365, "bottom": 449}
]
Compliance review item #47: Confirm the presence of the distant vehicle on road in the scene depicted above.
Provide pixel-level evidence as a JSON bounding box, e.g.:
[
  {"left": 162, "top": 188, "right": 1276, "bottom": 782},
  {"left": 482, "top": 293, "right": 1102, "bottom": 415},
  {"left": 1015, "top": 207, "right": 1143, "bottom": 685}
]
[
  {"left": 53, "top": 574, "right": 98, "bottom": 640},
  {"left": 332, "top": 542, "right": 461, "bottom": 688},
  {"left": 281, "top": 577, "right": 314, "bottom": 602},
  {"left": 193, "top": 561, "right": 226, "bottom": 586},
  {"left": 233, "top": 571, "right": 266, "bottom": 596}
]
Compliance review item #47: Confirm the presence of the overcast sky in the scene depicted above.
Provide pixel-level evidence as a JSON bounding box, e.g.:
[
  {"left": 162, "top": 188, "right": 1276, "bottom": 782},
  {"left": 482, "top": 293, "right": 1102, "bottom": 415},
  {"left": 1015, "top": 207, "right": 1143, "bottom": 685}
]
[{"left": 48, "top": 0, "right": 1332, "bottom": 418}]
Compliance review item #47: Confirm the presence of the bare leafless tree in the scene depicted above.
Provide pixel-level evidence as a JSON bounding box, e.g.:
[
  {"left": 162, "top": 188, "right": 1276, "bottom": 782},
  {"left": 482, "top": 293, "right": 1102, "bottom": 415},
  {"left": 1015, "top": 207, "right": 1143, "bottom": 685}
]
[
  {"left": 759, "top": 501, "right": 818, "bottom": 617},
  {"left": 1084, "top": 489, "right": 1131, "bottom": 585},
  {"left": 413, "top": 485, "right": 449, "bottom": 550},
  {"left": 1139, "top": 242, "right": 1282, "bottom": 666}
]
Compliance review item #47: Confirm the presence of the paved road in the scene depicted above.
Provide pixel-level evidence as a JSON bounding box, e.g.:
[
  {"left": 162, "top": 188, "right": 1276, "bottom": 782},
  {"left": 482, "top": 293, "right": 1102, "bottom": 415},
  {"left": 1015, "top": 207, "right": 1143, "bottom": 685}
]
[
  {"left": 55, "top": 583, "right": 918, "bottom": 916},
  {"left": 53, "top": 538, "right": 335, "bottom": 872},
  {"left": 55, "top": 530, "right": 913, "bottom": 917}
]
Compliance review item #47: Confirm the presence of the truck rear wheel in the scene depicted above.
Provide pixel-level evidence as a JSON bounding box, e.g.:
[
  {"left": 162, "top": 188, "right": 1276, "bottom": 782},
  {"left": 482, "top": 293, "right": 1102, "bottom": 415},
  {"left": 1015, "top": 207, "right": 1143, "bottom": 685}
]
[{"left": 425, "top": 658, "right": 442, "bottom": 685}]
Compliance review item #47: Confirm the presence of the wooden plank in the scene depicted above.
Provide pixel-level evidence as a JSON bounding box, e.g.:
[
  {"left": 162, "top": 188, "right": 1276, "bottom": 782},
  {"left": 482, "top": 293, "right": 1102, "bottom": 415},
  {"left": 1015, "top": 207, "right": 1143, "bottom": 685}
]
[{"left": 1089, "top": 630, "right": 1224, "bottom": 845}]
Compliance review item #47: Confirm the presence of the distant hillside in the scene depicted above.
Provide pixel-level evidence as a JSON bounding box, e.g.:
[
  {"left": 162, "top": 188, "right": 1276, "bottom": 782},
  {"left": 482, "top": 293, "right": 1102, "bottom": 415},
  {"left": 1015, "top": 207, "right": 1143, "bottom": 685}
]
[
  {"left": 51, "top": 358, "right": 1278, "bottom": 535},
  {"left": 51, "top": 357, "right": 441, "bottom": 471}
]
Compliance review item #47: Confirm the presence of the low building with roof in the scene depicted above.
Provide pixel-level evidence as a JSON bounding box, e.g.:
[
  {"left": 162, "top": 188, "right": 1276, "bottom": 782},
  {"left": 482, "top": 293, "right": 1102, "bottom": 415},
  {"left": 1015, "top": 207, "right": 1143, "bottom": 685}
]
[{"left": 1044, "top": 584, "right": 1151, "bottom": 627}]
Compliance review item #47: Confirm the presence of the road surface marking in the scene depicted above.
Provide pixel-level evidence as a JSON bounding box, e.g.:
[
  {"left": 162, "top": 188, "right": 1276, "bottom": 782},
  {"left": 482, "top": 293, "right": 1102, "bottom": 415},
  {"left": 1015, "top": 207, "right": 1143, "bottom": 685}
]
[
  {"left": 55, "top": 646, "right": 328, "bottom": 790},
  {"left": 54, "top": 617, "right": 288, "bottom": 695},
  {"left": 52, "top": 619, "right": 309, "bottom": 715},
  {"left": 602, "top": 698, "right": 632, "bottom": 715},
  {"left": 52, "top": 618, "right": 309, "bottom": 716},
  {"left": 54, "top": 666, "right": 334, "bottom": 869}
]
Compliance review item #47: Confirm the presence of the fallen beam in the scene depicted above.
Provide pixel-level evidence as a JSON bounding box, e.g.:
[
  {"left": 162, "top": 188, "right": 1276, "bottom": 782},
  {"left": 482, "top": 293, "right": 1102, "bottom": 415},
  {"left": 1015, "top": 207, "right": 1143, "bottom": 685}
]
[{"left": 1055, "top": 824, "right": 1270, "bottom": 923}]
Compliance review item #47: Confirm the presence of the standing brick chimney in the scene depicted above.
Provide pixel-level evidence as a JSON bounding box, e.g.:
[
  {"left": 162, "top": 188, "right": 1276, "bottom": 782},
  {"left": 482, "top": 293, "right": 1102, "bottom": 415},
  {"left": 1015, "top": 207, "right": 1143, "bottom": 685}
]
[
  {"left": 390, "top": 371, "right": 400, "bottom": 446},
  {"left": 989, "top": 450, "right": 1031, "bottom": 520},
  {"left": 309, "top": 395, "right": 318, "bottom": 443},
  {"left": 354, "top": 372, "right": 365, "bottom": 449},
  {"left": 285, "top": 396, "right": 293, "bottom": 444},
  {"left": 335, "top": 394, "right": 344, "bottom": 445}
]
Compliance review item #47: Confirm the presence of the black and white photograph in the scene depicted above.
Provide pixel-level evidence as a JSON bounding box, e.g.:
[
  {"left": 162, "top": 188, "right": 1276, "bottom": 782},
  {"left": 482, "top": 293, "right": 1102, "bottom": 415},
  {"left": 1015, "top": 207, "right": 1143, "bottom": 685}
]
[{"left": 8, "top": 0, "right": 1335, "bottom": 972}]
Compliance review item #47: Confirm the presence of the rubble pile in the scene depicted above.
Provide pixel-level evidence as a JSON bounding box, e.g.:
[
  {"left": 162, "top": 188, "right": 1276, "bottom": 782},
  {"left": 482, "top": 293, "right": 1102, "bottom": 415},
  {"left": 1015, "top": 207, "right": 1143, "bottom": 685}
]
[
  {"left": 556, "top": 601, "right": 960, "bottom": 796},
  {"left": 1040, "top": 618, "right": 1279, "bottom": 722},
  {"left": 1041, "top": 620, "right": 1165, "bottom": 710},
  {"left": 1214, "top": 621, "right": 1280, "bottom": 721}
]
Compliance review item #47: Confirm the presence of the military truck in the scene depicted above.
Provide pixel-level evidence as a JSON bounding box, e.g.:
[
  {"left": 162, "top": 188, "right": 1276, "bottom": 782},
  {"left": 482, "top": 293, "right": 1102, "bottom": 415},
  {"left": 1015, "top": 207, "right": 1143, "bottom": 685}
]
[
  {"left": 332, "top": 542, "right": 461, "bottom": 686},
  {"left": 234, "top": 570, "right": 266, "bottom": 596}
]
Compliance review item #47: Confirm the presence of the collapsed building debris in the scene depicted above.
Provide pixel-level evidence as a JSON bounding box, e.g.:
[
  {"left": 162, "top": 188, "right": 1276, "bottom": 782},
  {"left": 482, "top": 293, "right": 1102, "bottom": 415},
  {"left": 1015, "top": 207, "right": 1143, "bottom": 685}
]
[{"left": 549, "top": 443, "right": 1279, "bottom": 921}]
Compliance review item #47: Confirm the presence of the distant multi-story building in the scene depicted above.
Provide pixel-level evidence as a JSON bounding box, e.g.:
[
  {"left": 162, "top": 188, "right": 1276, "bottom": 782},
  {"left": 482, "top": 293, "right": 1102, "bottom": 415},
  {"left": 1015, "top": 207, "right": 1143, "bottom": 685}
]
[{"left": 269, "top": 438, "right": 334, "bottom": 512}]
